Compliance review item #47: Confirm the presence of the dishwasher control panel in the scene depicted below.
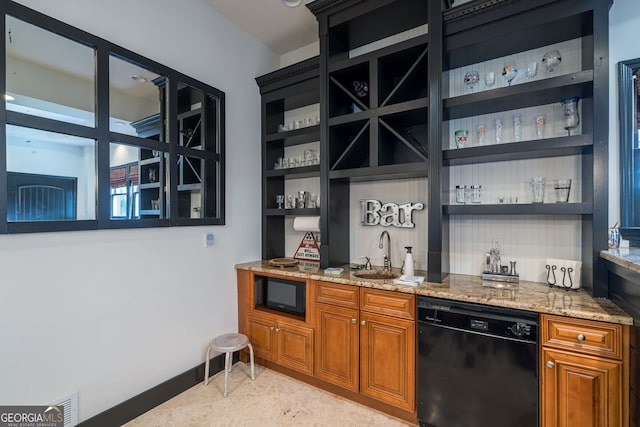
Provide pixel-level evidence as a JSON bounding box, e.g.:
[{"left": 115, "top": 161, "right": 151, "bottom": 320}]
[{"left": 417, "top": 296, "right": 538, "bottom": 343}]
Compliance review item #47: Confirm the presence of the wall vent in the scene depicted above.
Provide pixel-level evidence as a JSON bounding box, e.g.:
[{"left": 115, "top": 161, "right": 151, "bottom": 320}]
[{"left": 50, "top": 391, "right": 78, "bottom": 427}]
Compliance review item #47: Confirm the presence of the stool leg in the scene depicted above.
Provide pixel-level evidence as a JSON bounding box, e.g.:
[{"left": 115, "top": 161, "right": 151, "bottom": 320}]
[
  {"left": 247, "top": 343, "right": 255, "bottom": 381},
  {"left": 204, "top": 345, "right": 211, "bottom": 386},
  {"left": 223, "top": 351, "right": 231, "bottom": 397}
]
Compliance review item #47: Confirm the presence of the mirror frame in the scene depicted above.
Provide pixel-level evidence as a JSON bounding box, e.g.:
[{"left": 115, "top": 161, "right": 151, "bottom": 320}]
[
  {"left": 0, "top": 1, "right": 225, "bottom": 233},
  {"left": 618, "top": 58, "right": 640, "bottom": 243}
]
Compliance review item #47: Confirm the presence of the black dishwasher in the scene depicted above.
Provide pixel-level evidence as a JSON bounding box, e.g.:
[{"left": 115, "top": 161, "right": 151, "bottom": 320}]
[{"left": 417, "top": 296, "right": 538, "bottom": 427}]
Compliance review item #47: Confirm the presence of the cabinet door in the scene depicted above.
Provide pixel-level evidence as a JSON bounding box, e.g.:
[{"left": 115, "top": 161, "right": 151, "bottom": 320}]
[
  {"left": 541, "top": 348, "right": 622, "bottom": 427},
  {"left": 276, "top": 321, "right": 314, "bottom": 376},
  {"left": 360, "top": 311, "right": 415, "bottom": 411},
  {"left": 246, "top": 313, "right": 276, "bottom": 361},
  {"left": 314, "top": 303, "right": 359, "bottom": 391}
]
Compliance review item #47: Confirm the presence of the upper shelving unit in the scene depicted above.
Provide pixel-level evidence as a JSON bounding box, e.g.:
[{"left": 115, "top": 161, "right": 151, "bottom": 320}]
[
  {"left": 308, "top": 0, "right": 432, "bottom": 268},
  {"left": 256, "top": 57, "right": 321, "bottom": 260},
  {"left": 326, "top": 33, "right": 429, "bottom": 176},
  {"left": 432, "top": 0, "right": 611, "bottom": 296}
]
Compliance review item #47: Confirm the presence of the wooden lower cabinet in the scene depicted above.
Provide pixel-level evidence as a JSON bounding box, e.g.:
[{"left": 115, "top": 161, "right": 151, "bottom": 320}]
[
  {"left": 540, "top": 314, "right": 628, "bottom": 427},
  {"left": 246, "top": 312, "right": 314, "bottom": 376},
  {"left": 314, "top": 284, "right": 416, "bottom": 412},
  {"left": 360, "top": 311, "right": 415, "bottom": 411},
  {"left": 541, "top": 348, "right": 622, "bottom": 427},
  {"left": 315, "top": 302, "right": 360, "bottom": 391}
]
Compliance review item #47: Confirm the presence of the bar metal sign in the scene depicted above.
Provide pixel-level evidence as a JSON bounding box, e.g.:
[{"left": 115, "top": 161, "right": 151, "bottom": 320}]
[{"left": 360, "top": 199, "right": 424, "bottom": 228}]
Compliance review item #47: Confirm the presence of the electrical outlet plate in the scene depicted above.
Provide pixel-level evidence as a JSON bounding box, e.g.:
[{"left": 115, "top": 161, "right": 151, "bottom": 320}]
[
  {"left": 204, "top": 233, "right": 214, "bottom": 247},
  {"left": 491, "top": 238, "right": 504, "bottom": 254}
]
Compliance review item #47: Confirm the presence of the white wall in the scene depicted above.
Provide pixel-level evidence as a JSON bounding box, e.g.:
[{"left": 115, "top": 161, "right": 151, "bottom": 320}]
[
  {"left": 1, "top": 0, "right": 278, "bottom": 422},
  {"left": 609, "top": 0, "right": 640, "bottom": 225}
]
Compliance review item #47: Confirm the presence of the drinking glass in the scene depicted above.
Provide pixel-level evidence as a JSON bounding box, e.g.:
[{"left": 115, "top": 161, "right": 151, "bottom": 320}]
[
  {"left": 502, "top": 61, "right": 518, "bottom": 86},
  {"left": 455, "top": 185, "right": 467, "bottom": 204},
  {"left": 553, "top": 179, "right": 572, "bottom": 203},
  {"left": 513, "top": 115, "right": 522, "bottom": 142},
  {"left": 530, "top": 177, "right": 546, "bottom": 203},
  {"left": 495, "top": 118, "right": 503, "bottom": 143},
  {"left": 525, "top": 62, "right": 538, "bottom": 79},
  {"left": 561, "top": 96, "right": 580, "bottom": 136},
  {"left": 484, "top": 71, "right": 496, "bottom": 88},
  {"left": 455, "top": 129, "right": 469, "bottom": 148},
  {"left": 469, "top": 185, "right": 482, "bottom": 203},
  {"left": 276, "top": 194, "right": 284, "bottom": 209},
  {"left": 477, "top": 124, "right": 486, "bottom": 145},
  {"left": 535, "top": 115, "right": 546, "bottom": 139},
  {"left": 464, "top": 70, "right": 480, "bottom": 93}
]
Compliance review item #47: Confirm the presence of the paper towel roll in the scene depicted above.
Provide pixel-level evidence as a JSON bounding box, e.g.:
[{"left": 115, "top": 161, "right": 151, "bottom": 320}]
[{"left": 293, "top": 216, "right": 320, "bottom": 232}]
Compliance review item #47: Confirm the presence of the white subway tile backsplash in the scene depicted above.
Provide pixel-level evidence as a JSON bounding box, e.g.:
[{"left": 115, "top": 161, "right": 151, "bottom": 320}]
[{"left": 449, "top": 215, "right": 582, "bottom": 282}]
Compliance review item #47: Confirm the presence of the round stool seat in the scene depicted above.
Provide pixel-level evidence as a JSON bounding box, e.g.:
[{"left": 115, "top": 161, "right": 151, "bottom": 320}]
[
  {"left": 204, "top": 332, "right": 255, "bottom": 397},
  {"left": 211, "top": 333, "right": 249, "bottom": 352}
]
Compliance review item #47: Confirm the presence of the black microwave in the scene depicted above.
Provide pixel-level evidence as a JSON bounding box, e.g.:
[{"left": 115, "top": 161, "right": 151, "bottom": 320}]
[{"left": 255, "top": 276, "right": 306, "bottom": 316}]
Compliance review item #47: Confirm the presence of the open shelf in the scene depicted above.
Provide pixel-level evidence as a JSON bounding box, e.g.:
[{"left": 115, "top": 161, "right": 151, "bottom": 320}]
[
  {"left": 443, "top": 202, "right": 593, "bottom": 216},
  {"left": 265, "top": 125, "right": 320, "bottom": 146},
  {"left": 443, "top": 134, "right": 592, "bottom": 165},
  {"left": 443, "top": 70, "right": 593, "bottom": 120}
]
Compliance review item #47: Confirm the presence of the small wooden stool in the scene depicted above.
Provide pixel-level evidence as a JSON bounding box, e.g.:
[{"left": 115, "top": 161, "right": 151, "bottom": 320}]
[{"left": 204, "top": 333, "right": 255, "bottom": 397}]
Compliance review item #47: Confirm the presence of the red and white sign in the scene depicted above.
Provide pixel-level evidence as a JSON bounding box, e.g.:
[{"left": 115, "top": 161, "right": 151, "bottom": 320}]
[{"left": 294, "top": 231, "right": 320, "bottom": 261}]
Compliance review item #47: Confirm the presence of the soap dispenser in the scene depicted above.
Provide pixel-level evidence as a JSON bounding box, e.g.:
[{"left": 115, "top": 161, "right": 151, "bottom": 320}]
[{"left": 402, "top": 246, "right": 415, "bottom": 277}]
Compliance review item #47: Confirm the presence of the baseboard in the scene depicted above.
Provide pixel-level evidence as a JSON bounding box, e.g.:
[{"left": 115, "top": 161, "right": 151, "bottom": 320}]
[{"left": 78, "top": 352, "right": 238, "bottom": 426}]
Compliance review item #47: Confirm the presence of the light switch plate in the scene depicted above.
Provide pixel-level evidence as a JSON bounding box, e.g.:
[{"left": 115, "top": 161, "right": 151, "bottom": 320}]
[{"left": 204, "top": 233, "right": 214, "bottom": 247}]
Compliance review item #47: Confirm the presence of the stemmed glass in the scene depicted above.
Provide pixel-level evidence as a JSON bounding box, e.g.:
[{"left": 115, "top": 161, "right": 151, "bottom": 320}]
[
  {"left": 542, "top": 50, "right": 562, "bottom": 72},
  {"left": 464, "top": 70, "right": 480, "bottom": 93},
  {"left": 502, "top": 61, "right": 518, "bottom": 86},
  {"left": 276, "top": 195, "right": 284, "bottom": 209}
]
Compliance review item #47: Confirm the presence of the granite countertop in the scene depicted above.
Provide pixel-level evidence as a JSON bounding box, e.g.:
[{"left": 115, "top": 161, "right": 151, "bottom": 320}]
[
  {"left": 236, "top": 260, "right": 633, "bottom": 325},
  {"left": 601, "top": 247, "right": 640, "bottom": 274}
]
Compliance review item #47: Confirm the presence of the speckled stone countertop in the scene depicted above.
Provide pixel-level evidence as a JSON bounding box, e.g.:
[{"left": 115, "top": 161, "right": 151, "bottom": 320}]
[
  {"left": 601, "top": 248, "right": 640, "bottom": 274},
  {"left": 236, "top": 260, "right": 633, "bottom": 325}
]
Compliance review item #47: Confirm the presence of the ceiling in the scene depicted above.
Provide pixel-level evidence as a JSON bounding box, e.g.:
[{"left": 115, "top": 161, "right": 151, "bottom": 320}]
[{"left": 201, "top": 0, "right": 319, "bottom": 55}]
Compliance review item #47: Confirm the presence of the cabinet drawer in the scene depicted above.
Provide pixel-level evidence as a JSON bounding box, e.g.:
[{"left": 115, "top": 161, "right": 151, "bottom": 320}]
[
  {"left": 315, "top": 282, "right": 359, "bottom": 309},
  {"left": 541, "top": 314, "right": 623, "bottom": 360},
  {"left": 359, "top": 288, "right": 415, "bottom": 320}
]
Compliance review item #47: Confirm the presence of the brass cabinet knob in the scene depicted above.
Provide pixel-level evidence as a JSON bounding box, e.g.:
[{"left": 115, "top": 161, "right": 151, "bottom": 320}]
[
  {"left": 360, "top": 320, "right": 366, "bottom": 326},
  {"left": 546, "top": 361, "right": 555, "bottom": 369},
  {"left": 577, "top": 333, "right": 586, "bottom": 341}
]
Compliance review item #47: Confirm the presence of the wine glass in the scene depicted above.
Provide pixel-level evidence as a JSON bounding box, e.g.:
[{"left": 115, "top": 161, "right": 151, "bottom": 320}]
[
  {"left": 502, "top": 62, "right": 518, "bottom": 86},
  {"left": 542, "top": 50, "right": 562, "bottom": 72},
  {"left": 276, "top": 195, "right": 284, "bottom": 209},
  {"left": 463, "top": 70, "right": 480, "bottom": 93}
]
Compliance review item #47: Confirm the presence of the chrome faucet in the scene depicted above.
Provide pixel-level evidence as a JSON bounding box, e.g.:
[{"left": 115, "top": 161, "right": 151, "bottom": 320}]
[{"left": 379, "top": 230, "right": 391, "bottom": 271}]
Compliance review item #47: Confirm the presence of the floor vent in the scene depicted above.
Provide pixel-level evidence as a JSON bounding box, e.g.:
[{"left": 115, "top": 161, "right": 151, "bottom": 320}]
[{"left": 50, "top": 391, "right": 78, "bottom": 427}]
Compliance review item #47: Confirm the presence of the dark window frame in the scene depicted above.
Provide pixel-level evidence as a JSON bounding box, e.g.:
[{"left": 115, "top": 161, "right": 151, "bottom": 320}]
[
  {"left": 619, "top": 58, "right": 640, "bottom": 228},
  {"left": 0, "top": 1, "right": 225, "bottom": 234}
]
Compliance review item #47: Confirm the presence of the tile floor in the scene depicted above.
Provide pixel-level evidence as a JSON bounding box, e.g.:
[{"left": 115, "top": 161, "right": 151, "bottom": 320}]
[{"left": 125, "top": 362, "right": 415, "bottom": 427}]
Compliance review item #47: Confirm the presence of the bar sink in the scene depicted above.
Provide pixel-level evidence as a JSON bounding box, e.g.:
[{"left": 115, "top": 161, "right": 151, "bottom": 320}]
[{"left": 352, "top": 270, "right": 400, "bottom": 280}]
